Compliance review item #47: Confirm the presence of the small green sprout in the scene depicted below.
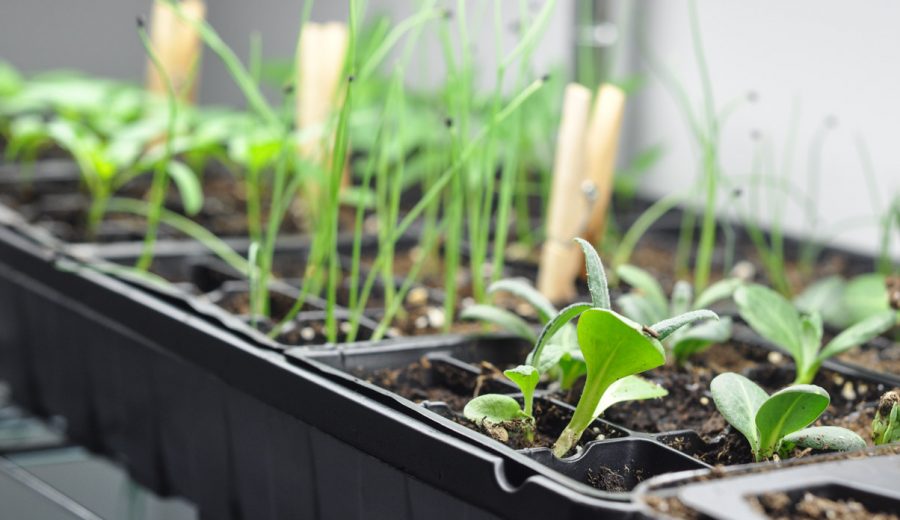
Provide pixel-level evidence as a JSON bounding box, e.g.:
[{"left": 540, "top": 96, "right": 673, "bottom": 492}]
[
  {"left": 461, "top": 277, "right": 666, "bottom": 420},
  {"left": 616, "top": 264, "right": 738, "bottom": 364},
  {"left": 540, "top": 239, "right": 715, "bottom": 457},
  {"left": 736, "top": 284, "right": 898, "bottom": 385},
  {"left": 795, "top": 273, "right": 897, "bottom": 330},
  {"left": 873, "top": 390, "right": 900, "bottom": 446},
  {"left": 710, "top": 372, "right": 866, "bottom": 461}
]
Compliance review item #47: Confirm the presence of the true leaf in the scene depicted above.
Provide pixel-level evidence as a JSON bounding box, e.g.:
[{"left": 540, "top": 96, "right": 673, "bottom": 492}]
[
  {"left": 781, "top": 426, "right": 866, "bottom": 454},
  {"left": 461, "top": 304, "right": 537, "bottom": 343},
  {"left": 755, "top": 385, "right": 830, "bottom": 458},
  {"left": 616, "top": 293, "right": 664, "bottom": 326},
  {"left": 819, "top": 310, "right": 897, "bottom": 361},
  {"left": 574, "top": 238, "right": 610, "bottom": 310},
  {"left": 735, "top": 284, "right": 803, "bottom": 356},
  {"left": 616, "top": 264, "right": 667, "bottom": 317},
  {"left": 670, "top": 280, "right": 693, "bottom": 317},
  {"left": 529, "top": 302, "right": 592, "bottom": 371},
  {"left": 594, "top": 375, "right": 667, "bottom": 419},
  {"left": 695, "top": 278, "right": 742, "bottom": 310},
  {"left": 710, "top": 373, "right": 768, "bottom": 451},
  {"left": 671, "top": 317, "right": 732, "bottom": 363},
  {"left": 488, "top": 278, "right": 557, "bottom": 323},
  {"left": 650, "top": 309, "right": 718, "bottom": 341}
]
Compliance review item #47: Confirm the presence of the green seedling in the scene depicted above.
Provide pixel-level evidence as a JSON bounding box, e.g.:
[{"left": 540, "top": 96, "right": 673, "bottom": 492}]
[
  {"left": 461, "top": 277, "right": 667, "bottom": 418},
  {"left": 710, "top": 372, "right": 866, "bottom": 461},
  {"left": 521, "top": 239, "right": 715, "bottom": 457},
  {"left": 616, "top": 264, "right": 738, "bottom": 364},
  {"left": 795, "top": 273, "right": 897, "bottom": 331},
  {"left": 873, "top": 390, "right": 900, "bottom": 446},
  {"left": 735, "top": 284, "right": 897, "bottom": 385}
]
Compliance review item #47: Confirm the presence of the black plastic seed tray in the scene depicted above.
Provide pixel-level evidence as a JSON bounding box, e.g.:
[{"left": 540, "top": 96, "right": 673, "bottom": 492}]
[{"left": 634, "top": 445, "right": 900, "bottom": 519}]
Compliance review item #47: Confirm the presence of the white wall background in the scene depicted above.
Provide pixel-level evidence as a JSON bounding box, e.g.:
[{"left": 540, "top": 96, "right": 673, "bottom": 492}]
[{"left": 0, "top": 0, "right": 897, "bottom": 257}]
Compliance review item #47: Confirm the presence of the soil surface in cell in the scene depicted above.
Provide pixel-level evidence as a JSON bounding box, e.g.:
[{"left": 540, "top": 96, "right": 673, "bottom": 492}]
[{"left": 751, "top": 491, "right": 900, "bottom": 520}]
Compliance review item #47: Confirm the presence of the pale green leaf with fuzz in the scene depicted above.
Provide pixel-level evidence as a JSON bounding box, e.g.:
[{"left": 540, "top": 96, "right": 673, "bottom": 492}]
[
  {"left": 651, "top": 310, "right": 718, "bottom": 341},
  {"left": 671, "top": 317, "right": 732, "bottom": 364},
  {"left": 488, "top": 278, "right": 557, "bottom": 323},
  {"left": 735, "top": 284, "right": 803, "bottom": 356},
  {"left": 819, "top": 310, "right": 897, "bottom": 361},
  {"left": 670, "top": 281, "right": 693, "bottom": 317},
  {"left": 616, "top": 293, "right": 664, "bottom": 327},
  {"left": 695, "top": 278, "right": 742, "bottom": 310},
  {"left": 529, "top": 302, "right": 592, "bottom": 372},
  {"left": 616, "top": 264, "right": 667, "bottom": 317},
  {"left": 710, "top": 373, "right": 768, "bottom": 451},
  {"left": 781, "top": 426, "right": 866, "bottom": 455},
  {"left": 574, "top": 238, "right": 610, "bottom": 309},
  {"left": 461, "top": 304, "right": 537, "bottom": 343}
]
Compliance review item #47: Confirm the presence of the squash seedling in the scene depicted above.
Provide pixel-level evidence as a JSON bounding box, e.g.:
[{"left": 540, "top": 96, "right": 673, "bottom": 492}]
[
  {"left": 616, "top": 264, "right": 738, "bottom": 364},
  {"left": 525, "top": 238, "right": 714, "bottom": 457},
  {"left": 461, "top": 277, "right": 667, "bottom": 423},
  {"left": 873, "top": 390, "right": 900, "bottom": 446},
  {"left": 710, "top": 372, "right": 866, "bottom": 461},
  {"left": 735, "top": 284, "right": 897, "bottom": 385}
]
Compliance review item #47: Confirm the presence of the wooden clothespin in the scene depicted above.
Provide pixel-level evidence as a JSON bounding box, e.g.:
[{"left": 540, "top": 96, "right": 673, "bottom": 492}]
[
  {"left": 537, "top": 84, "right": 593, "bottom": 303},
  {"left": 582, "top": 84, "right": 626, "bottom": 245},
  {"left": 145, "top": 0, "right": 206, "bottom": 102},
  {"left": 296, "top": 22, "right": 351, "bottom": 201}
]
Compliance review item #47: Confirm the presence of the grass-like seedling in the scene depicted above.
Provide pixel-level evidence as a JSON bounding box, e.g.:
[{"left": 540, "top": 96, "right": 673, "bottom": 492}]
[
  {"left": 735, "top": 284, "right": 897, "bottom": 385},
  {"left": 873, "top": 390, "right": 900, "bottom": 446},
  {"left": 710, "top": 372, "right": 866, "bottom": 461},
  {"left": 525, "top": 238, "right": 715, "bottom": 457},
  {"left": 616, "top": 264, "right": 737, "bottom": 364}
]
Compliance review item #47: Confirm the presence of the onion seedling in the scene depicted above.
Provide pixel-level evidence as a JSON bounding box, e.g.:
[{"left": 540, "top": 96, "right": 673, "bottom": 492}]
[
  {"left": 735, "top": 284, "right": 898, "bottom": 385},
  {"left": 873, "top": 390, "right": 900, "bottom": 446},
  {"left": 616, "top": 264, "right": 737, "bottom": 365},
  {"left": 710, "top": 372, "right": 866, "bottom": 461}
]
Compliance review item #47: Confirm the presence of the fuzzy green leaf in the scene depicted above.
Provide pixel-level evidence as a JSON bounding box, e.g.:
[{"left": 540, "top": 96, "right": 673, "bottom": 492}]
[
  {"left": 617, "top": 264, "right": 667, "bottom": 317},
  {"left": 617, "top": 293, "right": 665, "bottom": 326},
  {"left": 574, "top": 238, "right": 610, "bottom": 310},
  {"left": 694, "top": 278, "right": 742, "bottom": 310},
  {"left": 756, "top": 385, "right": 830, "bottom": 458},
  {"left": 670, "top": 281, "right": 693, "bottom": 317},
  {"left": 819, "top": 310, "right": 897, "bottom": 362},
  {"left": 594, "top": 375, "right": 667, "bottom": 419},
  {"left": 552, "top": 309, "right": 665, "bottom": 456},
  {"left": 167, "top": 161, "right": 203, "bottom": 216},
  {"left": 461, "top": 304, "right": 537, "bottom": 343},
  {"left": 488, "top": 278, "right": 557, "bottom": 323},
  {"left": 651, "top": 310, "right": 718, "bottom": 341},
  {"left": 671, "top": 316, "right": 732, "bottom": 363},
  {"left": 781, "top": 426, "right": 867, "bottom": 455},
  {"left": 794, "top": 276, "right": 846, "bottom": 326},
  {"left": 710, "top": 373, "right": 768, "bottom": 452},
  {"left": 529, "top": 302, "right": 592, "bottom": 371},
  {"left": 843, "top": 274, "right": 890, "bottom": 325},
  {"left": 463, "top": 394, "right": 526, "bottom": 424},
  {"left": 735, "top": 284, "right": 803, "bottom": 356}
]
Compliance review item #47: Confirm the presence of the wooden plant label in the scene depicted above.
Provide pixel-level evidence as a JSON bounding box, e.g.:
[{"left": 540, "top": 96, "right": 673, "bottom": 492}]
[
  {"left": 582, "top": 83, "right": 626, "bottom": 245},
  {"left": 537, "top": 83, "right": 593, "bottom": 303},
  {"left": 296, "top": 22, "right": 350, "bottom": 195},
  {"left": 145, "top": 0, "right": 206, "bottom": 102}
]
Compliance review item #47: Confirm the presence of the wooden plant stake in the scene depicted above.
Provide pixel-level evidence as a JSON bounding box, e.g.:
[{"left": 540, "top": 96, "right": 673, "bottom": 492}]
[
  {"left": 145, "top": 0, "right": 206, "bottom": 102},
  {"left": 537, "top": 83, "right": 593, "bottom": 303},
  {"left": 296, "top": 22, "right": 350, "bottom": 208},
  {"left": 582, "top": 83, "right": 626, "bottom": 245}
]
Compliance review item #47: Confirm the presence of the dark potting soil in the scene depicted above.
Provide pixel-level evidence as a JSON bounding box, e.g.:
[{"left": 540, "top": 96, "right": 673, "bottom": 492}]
[
  {"left": 751, "top": 491, "right": 900, "bottom": 520},
  {"left": 838, "top": 342, "right": 900, "bottom": 377},
  {"left": 363, "top": 356, "right": 623, "bottom": 451}
]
